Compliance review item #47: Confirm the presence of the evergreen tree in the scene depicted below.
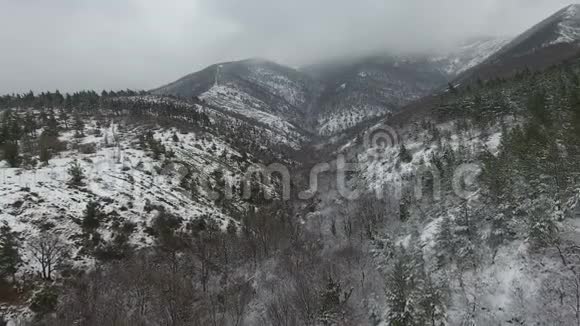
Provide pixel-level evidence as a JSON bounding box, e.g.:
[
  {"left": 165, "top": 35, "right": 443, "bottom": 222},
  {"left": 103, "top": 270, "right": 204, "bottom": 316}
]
[
  {"left": 58, "top": 109, "right": 69, "bottom": 130},
  {"left": 434, "top": 216, "right": 456, "bottom": 267},
  {"left": 386, "top": 246, "right": 416, "bottom": 326},
  {"left": 38, "top": 131, "right": 56, "bottom": 164},
  {"left": 3, "top": 142, "right": 20, "bottom": 167},
  {"left": 45, "top": 112, "right": 59, "bottom": 137},
  {"left": 73, "top": 115, "right": 84, "bottom": 138},
  {"left": 527, "top": 197, "right": 560, "bottom": 248},
  {"left": 68, "top": 160, "right": 85, "bottom": 186},
  {"left": 528, "top": 91, "right": 550, "bottom": 125},
  {"left": 23, "top": 112, "right": 37, "bottom": 137},
  {"left": 82, "top": 201, "right": 102, "bottom": 232},
  {"left": 399, "top": 199, "right": 410, "bottom": 222},
  {"left": 399, "top": 144, "right": 413, "bottom": 163},
  {"left": 454, "top": 202, "right": 480, "bottom": 270},
  {"left": 318, "top": 275, "right": 352, "bottom": 325},
  {"left": 151, "top": 209, "right": 183, "bottom": 250},
  {"left": 0, "top": 222, "right": 20, "bottom": 282},
  {"left": 417, "top": 273, "right": 447, "bottom": 326}
]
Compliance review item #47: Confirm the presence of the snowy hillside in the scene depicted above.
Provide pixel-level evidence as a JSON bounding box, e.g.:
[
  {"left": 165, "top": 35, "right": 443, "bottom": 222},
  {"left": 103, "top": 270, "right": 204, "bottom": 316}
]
[
  {"left": 153, "top": 59, "right": 319, "bottom": 127},
  {"left": 200, "top": 84, "right": 305, "bottom": 138},
  {"left": 307, "top": 57, "right": 447, "bottom": 136},
  {"left": 500, "top": 3, "right": 580, "bottom": 53},
  {"left": 0, "top": 92, "right": 304, "bottom": 288},
  {"left": 453, "top": 4, "right": 580, "bottom": 86},
  {"left": 127, "top": 95, "right": 308, "bottom": 151},
  {"left": 1, "top": 120, "right": 244, "bottom": 275},
  {"left": 333, "top": 57, "right": 580, "bottom": 325},
  {"left": 0, "top": 123, "right": 235, "bottom": 258},
  {"left": 156, "top": 57, "right": 449, "bottom": 137},
  {"left": 548, "top": 4, "right": 580, "bottom": 45},
  {"left": 433, "top": 37, "right": 512, "bottom": 76}
]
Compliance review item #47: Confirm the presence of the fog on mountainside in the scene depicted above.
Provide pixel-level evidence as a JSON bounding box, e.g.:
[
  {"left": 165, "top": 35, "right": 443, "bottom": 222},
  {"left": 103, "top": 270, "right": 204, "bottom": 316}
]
[
  {"left": 0, "top": 0, "right": 575, "bottom": 93},
  {"left": 1, "top": 2, "right": 580, "bottom": 326}
]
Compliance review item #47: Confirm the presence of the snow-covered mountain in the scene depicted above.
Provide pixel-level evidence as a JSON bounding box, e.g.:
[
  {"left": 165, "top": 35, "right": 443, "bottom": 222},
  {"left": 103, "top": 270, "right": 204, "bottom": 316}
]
[
  {"left": 152, "top": 42, "right": 519, "bottom": 137},
  {"left": 433, "top": 37, "right": 512, "bottom": 76},
  {"left": 505, "top": 3, "right": 580, "bottom": 52},
  {"left": 550, "top": 3, "right": 580, "bottom": 45},
  {"left": 6, "top": 4, "right": 580, "bottom": 325},
  {"left": 456, "top": 4, "right": 580, "bottom": 85},
  {"left": 154, "top": 56, "right": 449, "bottom": 137},
  {"left": 152, "top": 58, "right": 319, "bottom": 133},
  {"left": 152, "top": 4, "right": 580, "bottom": 138},
  {"left": 303, "top": 56, "right": 447, "bottom": 135}
]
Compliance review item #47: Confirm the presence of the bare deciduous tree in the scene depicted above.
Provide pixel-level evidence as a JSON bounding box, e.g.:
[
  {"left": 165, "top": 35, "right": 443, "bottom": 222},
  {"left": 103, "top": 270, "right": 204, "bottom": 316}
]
[{"left": 28, "top": 234, "right": 67, "bottom": 280}]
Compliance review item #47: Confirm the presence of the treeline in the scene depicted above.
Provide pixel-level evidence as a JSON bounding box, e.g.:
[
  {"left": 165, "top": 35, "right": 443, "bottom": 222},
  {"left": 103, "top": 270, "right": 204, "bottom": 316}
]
[
  {"left": 0, "top": 89, "right": 147, "bottom": 110},
  {"left": 0, "top": 95, "right": 214, "bottom": 170},
  {"left": 0, "top": 107, "right": 87, "bottom": 168}
]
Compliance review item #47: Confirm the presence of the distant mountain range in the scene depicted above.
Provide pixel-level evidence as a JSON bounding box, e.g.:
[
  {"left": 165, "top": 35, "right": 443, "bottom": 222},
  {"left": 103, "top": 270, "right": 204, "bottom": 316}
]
[{"left": 153, "top": 4, "right": 580, "bottom": 136}]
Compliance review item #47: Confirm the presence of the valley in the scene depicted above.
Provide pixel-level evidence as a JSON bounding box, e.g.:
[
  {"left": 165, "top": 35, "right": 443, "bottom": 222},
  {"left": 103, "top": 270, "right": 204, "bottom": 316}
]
[{"left": 1, "top": 3, "right": 580, "bottom": 326}]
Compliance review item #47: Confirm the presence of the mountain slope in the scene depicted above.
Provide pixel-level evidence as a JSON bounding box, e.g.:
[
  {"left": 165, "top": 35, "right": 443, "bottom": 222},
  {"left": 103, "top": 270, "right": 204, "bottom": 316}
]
[
  {"left": 0, "top": 92, "right": 304, "bottom": 289},
  {"left": 433, "top": 36, "right": 512, "bottom": 76},
  {"left": 302, "top": 56, "right": 447, "bottom": 135},
  {"left": 154, "top": 57, "right": 450, "bottom": 137},
  {"left": 332, "top": 54, "right": 580, "bottom": 325},
  {"left": 456, "top": 4, "right": 580, "bottom": 84},
  {"left": 152, "top": 59, "right": 319, "bottom": 131},
  {"left": 153, "top": 39, "right": 518, "bottom": 138}
]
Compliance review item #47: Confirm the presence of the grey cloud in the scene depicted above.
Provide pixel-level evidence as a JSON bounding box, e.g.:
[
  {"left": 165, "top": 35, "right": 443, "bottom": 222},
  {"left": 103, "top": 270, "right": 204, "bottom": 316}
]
[{"left": 0, "top": 0, "right": 574, "bottom": 93}]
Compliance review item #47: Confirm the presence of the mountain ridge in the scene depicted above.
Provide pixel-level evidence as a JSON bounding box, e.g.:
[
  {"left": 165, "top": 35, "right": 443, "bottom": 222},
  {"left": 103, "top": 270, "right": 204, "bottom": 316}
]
[{"left": 454, "top": 3, "right": 580, "bottom": 85}]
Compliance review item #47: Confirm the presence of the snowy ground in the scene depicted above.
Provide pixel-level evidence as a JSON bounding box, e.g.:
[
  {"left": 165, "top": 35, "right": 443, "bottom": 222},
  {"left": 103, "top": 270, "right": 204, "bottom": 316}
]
[{"left": 0, "top": 121, "right": 245, "bottom": 278}]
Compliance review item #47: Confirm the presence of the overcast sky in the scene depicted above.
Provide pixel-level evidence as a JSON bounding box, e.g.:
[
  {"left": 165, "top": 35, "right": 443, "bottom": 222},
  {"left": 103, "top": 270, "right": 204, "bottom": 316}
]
[{"left": 0, "top": 0, "right": 575, "bottom": 94}]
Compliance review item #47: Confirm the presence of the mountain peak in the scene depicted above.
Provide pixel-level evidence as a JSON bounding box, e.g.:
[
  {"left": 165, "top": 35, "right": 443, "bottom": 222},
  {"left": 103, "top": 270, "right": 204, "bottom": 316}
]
[
  {"left": 452, "top": 3, "right": 580, "bottom": 85},
  {"left": 564, "top": 3, "right": 580, "bottom": 12},
  {"left": 552, "top": 3, "right": 580, "bottom": 44}
]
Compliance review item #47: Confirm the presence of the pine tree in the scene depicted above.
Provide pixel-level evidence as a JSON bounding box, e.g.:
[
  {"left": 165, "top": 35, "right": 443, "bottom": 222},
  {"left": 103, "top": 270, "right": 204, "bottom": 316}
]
[
  {"left": 527, "top": 197, "right": 559, "bottom": 248},
  {"left": 434, "top": 216, "right": 456, "bottom": 267},
  {"left": 417, "top": 273, "right": 447, "bottom": 326},
  {"left": 528, "top": 91, "right": 550, "bottom": 126},
  {"left": 73, "top": 115, "right": 84, "bottom": 138},
  {"left": 386, "top": 246, "right": 416, "bottom": 326},
  {"left": 0, "top": 222, "right": 20, "bottom": 282},
  {"left": 45, "top": 112, "right": 59, "bottom": 137},
  {"left": 399, "top": 144, "right": 413, "bottom": 163},
  {"left": 58, "top": 109, "right": 69, "bottom": 130},
  {"left": 38, "top": 131, "right": 54, "bottom": 164},
  {"left": 3, "top": 142, "right": 20, "bottom": 167},
  {"left": 454, "top": 202, "right": 479, "bottom": 270},
  {"left": 318, "top": 275, "right": 352, "bottom": 325},
  {"left": 68, "top": 160, "right": 85, "bottom": 186},
  {"left": 23, "top": 112, "right": 37, "bottom": 137},
  {"left": 488, "top": 211, "right": 513, "bottom": 259},
  {"left": 82, "top": 201, "right": 102, "bottom": 232}
]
